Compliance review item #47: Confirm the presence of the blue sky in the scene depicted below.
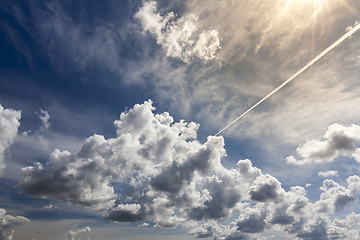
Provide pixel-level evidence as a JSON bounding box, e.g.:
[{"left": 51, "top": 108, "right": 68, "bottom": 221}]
[{"left": 1, "top": 0, "right": 360, "bottom": 239}]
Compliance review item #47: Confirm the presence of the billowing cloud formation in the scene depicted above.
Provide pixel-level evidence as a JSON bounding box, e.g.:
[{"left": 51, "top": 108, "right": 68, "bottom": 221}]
[
  {"left": 0, "top": 208, "right": 29, "bottom": 240},
  {"left": 287, "top": 124, "right": 360, "bottom": 165},
  {"left": 19, "top": 146, "right": 117, "bottom": 207},
  {"left": 66, "top": 226, "right": 91, "bottom": 240},
  {"left": 135, "top": 1, "right": 220, "bottom": 63},
  {"left": 0, "top": 104, "right": 21, "bottom": 176},
  {"left": 19, "top": 101, "right": 360, "bottom": 239}
]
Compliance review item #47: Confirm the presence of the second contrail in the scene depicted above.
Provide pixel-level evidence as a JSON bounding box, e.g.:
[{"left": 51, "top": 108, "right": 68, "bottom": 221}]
[{"left": 215, "top": 22, "right": 360, "bottom": 136}]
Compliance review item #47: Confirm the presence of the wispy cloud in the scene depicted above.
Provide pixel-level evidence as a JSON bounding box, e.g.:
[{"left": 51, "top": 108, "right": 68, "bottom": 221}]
[
  {"left": 27, "top": 1, "right": 123, "bottom": 74},
  {"left": 5, "top": 0, "right": 360, "bottom": 151}
]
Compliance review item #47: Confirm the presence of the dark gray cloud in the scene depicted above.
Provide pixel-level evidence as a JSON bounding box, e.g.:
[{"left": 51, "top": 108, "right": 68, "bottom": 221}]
[
  {"left": 188, "top": 173, "right": 242, "bottom": 221},
  {"left": 269, "top": 205, "right": 295, "bottom": 225},
  {"left": 236, "top": 210, "right": 266, "bottom": 233},
  {"left": 296, "top": 218, "right": 328, "bottom": 240},
  {"left": 18, "top": 145, "right": 117, "bottom": 207},
  {"left": 150, "top": 144, "right": 215, "bottom": 194},
  {"left": 249, "top": 174, "right": 283, "bottom": 202}
]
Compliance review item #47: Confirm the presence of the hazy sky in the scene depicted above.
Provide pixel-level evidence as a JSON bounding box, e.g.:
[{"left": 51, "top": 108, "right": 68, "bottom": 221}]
[{"left": 1, "top": 0, "right": 360, "bottom": 239}]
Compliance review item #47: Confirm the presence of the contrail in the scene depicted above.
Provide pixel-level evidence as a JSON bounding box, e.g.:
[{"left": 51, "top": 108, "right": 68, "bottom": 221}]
[{"left": 215, "top": 23, "right": 360, "bottom": 136}]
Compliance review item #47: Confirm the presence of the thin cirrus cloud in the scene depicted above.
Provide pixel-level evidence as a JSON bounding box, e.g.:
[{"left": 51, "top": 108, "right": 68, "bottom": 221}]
[
  {"left": 6, "top": 0, "right": 360, "bottom": 149},
  {"left": 17, "top": 100, "right": 360, "bottom": 239}
]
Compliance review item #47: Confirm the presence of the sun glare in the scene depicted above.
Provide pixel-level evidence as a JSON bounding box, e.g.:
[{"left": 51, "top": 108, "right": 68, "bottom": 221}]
[
  {"left": 289, "top": 0, "right": 326, "bottom": 3},
  {"left": 287, "top": 0, "right": 327, "bottom": 9}
]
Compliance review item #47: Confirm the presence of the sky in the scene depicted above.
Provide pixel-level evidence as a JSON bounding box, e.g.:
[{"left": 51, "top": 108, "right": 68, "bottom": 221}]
[{"left": 1, "top": 0, "right": 360, "bottom": 239}]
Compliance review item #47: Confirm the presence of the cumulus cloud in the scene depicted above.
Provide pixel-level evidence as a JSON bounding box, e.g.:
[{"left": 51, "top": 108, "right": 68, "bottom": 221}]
[
  {"left": 0, "top": 104, "right": 21, "bottom": 176},
  {"left": 327, "top": 212, "right": 360, "bottom": 239},
  {"left": 315, "top": 176, "right": 360, "bottom": 212},
  {"left": 19, "top": 101, "right": 360, "bottom": 239},
  {"left": 135, "top": 1, "right": 220, "bottom": 63},
  {"left": 0, "top": 208, "right": 29, "bottom": 240},
  {"left": 249, "top": 174, "right": 284, "bottom": 202},
  {"left": 66, "top": 226, "right": 91, "bottom": 240},
  {"left": 191, "top": 176, "right": 360, "bottom": 239},
  {"left": 236, "top": 208, "right": 266, "bottom": 233},
  {"left": 287, "top": 124, "right": 360, "bottom": 165},
  {"left": 19, "top": 146, "right": 117, "bottom": 207}
]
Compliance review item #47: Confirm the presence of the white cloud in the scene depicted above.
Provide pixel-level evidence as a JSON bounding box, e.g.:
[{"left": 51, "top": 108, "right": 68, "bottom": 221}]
[
  {"left": 287, "top": 124, "right": 360, "bottom": 165},
  {"left": 319, "top": 170, "right": 338, "bottom": 177},
  {"left": 18, "top": 101, "right": 360, "bottom": 239},
  {"left": 66, "top": 226, "right": 91, "bottom": 240},
  {"left": 38, "top": 109, "right": 50, "bottom": 130},
  {"left": 0, "top": 104, "right": 21, "bottom": 176},
  {"left": 138, "top": 223, "right": 149, "bottom": 227},
  {"left": 113, "top": 204, "right": 141, "bottom": 214},
  {"left": 42, "top": 204, "right": 62, "bottom": 211},
  {"left": 135, "top": 1, "right": 220, "bottom": 63},
  {"left": 0, "top": 208, "right": 29, "bottom": 240}
]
